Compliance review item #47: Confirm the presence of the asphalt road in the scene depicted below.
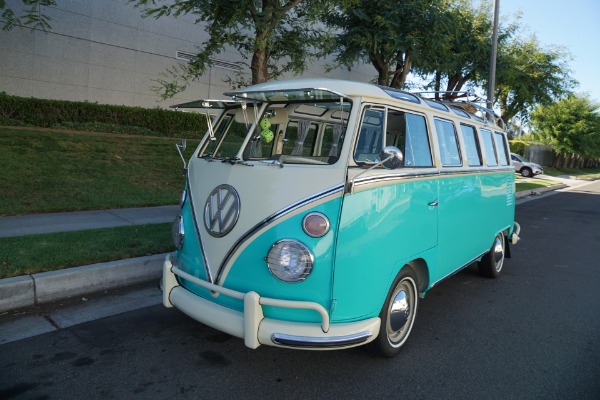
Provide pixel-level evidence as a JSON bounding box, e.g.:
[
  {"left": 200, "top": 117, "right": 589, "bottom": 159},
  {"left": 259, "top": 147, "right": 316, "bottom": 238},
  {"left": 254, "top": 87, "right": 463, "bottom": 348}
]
[{"left": 1, "top": 181, "right": 599, "bottom": 400}]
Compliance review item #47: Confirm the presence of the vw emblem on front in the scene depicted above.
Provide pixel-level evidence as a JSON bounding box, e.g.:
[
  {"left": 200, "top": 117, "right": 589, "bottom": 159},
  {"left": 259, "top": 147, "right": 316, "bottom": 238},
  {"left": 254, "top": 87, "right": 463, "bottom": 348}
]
[{"left": 204, "top": 184, "right": 240, "bottom": 237}]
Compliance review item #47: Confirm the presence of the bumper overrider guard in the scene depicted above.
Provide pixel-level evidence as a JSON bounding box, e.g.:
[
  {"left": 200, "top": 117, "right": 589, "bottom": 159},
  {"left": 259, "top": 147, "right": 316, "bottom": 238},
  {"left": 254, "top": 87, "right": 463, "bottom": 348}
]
[{"left": 162, "top": 254, "right": 380, "bottom": 350}]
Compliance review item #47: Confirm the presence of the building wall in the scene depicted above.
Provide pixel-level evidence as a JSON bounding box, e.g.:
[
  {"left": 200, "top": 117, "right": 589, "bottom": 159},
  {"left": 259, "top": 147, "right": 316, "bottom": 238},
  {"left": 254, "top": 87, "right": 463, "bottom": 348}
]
[{"left": 0, "top": 0, "right": 375, "bottom": 108}]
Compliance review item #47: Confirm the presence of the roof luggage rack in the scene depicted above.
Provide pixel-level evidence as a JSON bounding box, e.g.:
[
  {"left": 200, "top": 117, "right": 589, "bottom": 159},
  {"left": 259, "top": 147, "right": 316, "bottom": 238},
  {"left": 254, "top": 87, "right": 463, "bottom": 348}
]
[{"left": 415, "top": 90, "right": 506, "bottom": 130}]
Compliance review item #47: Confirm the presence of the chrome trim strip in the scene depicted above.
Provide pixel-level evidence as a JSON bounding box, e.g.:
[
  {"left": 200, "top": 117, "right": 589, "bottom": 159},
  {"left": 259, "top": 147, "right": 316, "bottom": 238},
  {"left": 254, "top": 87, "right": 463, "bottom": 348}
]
[
  {"left": 271, "top": 331, "right": 373, "bottom": 348},
  {"left": 437, "top": 167, "right": 514, "bottom": 175},
  {"left": 216, "top": 183, "right": 345, "bottom": 284},
  {"left": 351, "top": 170, "right": 440, "bottom": 188},
  {"left": 350, "top": 167, "right": 514, "bottom": 190},
  {"left": 187, "top": 177, "right": 214, "bottom": 283}
]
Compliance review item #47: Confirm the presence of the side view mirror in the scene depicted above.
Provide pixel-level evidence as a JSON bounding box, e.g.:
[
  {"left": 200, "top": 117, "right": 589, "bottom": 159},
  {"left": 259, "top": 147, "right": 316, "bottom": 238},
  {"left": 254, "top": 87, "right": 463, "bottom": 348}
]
[
  {"left": 349, "top": 146, "right": 405, "bottom": 194},
  {"left": 379, "top": 146, "right": 404, "bottom": 170}
]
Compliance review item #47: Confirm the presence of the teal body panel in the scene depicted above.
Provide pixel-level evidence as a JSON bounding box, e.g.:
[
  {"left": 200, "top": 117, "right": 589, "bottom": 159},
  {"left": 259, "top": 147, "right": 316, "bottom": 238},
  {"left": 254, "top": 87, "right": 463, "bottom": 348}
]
[
  {"left": 433, "top": 171, "right": 514, "bottom": 282},
  {"left": 331, "top": 170, "right": 515, "bottom": 322},
  {"left": 332, "top": 178, "right": 439, "bottom": 321},
  {"left": 177, "top": 195, "right": 343, "bottom": 324}
]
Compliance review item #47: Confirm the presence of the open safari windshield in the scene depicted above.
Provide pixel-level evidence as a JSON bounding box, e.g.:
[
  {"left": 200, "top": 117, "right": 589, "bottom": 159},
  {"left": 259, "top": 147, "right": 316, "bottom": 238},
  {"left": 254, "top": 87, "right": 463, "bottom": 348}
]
[{"left": 198, "top": 98, "right": 351, "bottom": 165}]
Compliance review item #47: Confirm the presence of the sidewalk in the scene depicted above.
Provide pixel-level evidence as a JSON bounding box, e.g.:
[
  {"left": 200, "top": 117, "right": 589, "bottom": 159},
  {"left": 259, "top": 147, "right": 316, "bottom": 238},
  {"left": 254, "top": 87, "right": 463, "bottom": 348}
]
[{"left": 0, "top": 205, "right": 179, "bottom": 238}]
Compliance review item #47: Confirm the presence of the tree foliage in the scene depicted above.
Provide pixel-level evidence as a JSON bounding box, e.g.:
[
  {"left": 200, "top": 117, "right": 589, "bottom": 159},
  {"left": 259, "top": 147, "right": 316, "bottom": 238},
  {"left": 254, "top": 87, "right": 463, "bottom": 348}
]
[
  {"left": 131, "top": 0, "right": 333, "bottom": 98},
  {"left": 0, "top": 0, "right": 54, "bottom": 31},
  {"left": 326, "top": 0, "right": 450, "bottom": 88},
  {"left": 495, "top": 36, "right": 576, "bottom": 123},
  {"left": 417, "top": 0, "right": 517, "bottom": 99},
  {"left": 531, "top": 94, "right": 600, "bottom": 167}
]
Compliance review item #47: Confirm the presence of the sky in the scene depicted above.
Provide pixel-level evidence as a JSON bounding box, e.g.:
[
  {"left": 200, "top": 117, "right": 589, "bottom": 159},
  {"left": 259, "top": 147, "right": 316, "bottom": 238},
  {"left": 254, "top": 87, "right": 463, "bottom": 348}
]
[{"left": 499, "top": 0, "right": 600, "bottom": 102}]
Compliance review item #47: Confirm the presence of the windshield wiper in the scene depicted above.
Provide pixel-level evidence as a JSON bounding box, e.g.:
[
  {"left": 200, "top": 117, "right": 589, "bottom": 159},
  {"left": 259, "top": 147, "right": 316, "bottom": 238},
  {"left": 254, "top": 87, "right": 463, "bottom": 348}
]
[{"left": 221, "top": 157, "right": 253, "bottom": 166}]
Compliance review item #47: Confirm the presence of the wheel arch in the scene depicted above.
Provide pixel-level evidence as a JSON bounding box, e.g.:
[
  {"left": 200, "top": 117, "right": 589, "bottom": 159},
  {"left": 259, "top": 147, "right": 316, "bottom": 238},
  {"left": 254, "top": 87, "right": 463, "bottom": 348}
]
[{"left": 404, "top": 258, "right": 430, "bottom": 297}]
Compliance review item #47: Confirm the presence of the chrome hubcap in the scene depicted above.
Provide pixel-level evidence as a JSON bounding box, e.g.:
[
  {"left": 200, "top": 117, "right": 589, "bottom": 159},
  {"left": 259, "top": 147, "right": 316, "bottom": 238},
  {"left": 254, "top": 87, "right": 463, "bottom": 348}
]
[
  {"left": 390, "top": 290, "right": 410, "bottom": 332},
  {"left": 493, "top": 234, "right": 505, "bottom": 272},
  {"left": 386, "top": 277, "right": 417, "bottom": 347}
]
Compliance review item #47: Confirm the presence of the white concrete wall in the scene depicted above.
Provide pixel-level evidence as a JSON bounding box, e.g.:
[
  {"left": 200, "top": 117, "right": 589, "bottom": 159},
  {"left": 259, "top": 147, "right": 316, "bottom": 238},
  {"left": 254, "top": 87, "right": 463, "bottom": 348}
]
[{"left": 0, "top": 0, "right": 376, "bottom": 109}]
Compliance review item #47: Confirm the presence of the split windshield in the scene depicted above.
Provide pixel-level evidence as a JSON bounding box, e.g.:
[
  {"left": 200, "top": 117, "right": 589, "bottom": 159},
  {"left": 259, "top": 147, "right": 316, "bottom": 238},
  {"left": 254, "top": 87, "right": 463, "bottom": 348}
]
[{"left": 199, "top": 100, "right": 351, "bottom": 165}]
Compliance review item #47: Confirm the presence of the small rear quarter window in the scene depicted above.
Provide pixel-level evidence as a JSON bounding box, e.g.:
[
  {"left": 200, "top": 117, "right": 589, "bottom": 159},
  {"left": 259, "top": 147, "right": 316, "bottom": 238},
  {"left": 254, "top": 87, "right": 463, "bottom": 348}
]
[{"left": 494, "top": 131, "right": 510, "bottom": 166}]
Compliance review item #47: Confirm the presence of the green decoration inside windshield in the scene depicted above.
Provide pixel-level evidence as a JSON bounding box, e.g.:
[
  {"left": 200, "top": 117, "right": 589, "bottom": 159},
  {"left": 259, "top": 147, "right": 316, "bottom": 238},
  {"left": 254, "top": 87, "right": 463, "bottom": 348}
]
[{"left": 260, "top": 117, "right": 273, "bottom": 143}]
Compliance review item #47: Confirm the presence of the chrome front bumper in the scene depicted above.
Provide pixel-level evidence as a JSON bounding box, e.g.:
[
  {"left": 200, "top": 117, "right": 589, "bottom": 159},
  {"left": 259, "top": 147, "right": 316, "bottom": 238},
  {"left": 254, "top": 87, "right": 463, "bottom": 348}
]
[{"left": 162, "top": 254, "right": 380, "bottom": 350}]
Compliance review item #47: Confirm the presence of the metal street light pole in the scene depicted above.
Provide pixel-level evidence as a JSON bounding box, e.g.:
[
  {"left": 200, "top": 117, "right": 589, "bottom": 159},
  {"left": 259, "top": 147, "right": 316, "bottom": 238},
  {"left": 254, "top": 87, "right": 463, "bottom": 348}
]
[{"left": 487, "top": 0, "right": 500, "bottom": 114}]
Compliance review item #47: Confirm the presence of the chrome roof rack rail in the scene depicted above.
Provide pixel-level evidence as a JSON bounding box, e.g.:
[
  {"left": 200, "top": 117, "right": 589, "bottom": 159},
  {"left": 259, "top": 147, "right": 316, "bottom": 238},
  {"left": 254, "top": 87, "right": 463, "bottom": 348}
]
[{"left": 414, "top": 90, "right": 506, "bottom": 130}]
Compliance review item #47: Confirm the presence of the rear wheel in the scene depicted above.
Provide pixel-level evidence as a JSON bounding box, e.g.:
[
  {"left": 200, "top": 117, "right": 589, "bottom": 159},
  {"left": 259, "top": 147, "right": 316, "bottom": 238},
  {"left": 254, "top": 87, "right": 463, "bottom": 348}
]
[
  {"left": 478, "top": 233, "right": 505, "bottom": 278},
  {"left": 521, "top": 167, "right": 532, "bottom": 177},
  {"left": 370, "top": 268, "right": 419, "bottom": 357}
]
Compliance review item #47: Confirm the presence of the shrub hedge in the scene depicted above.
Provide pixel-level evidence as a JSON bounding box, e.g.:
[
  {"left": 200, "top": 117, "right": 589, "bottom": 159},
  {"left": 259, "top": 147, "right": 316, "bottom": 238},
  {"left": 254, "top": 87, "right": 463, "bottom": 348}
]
[{"left": 0, "top": 92, "right": 207, "bottom": 137}]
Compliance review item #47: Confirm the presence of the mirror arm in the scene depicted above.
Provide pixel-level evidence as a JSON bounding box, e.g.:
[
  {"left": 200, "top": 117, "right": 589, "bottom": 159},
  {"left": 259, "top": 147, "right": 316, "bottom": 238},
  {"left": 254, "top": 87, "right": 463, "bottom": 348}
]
[
  {"left": 176, "top": 139, "right": 188, "bottom": 176},
  {"left": 348, "top": 154, "right": 393, "bottom": 195}
]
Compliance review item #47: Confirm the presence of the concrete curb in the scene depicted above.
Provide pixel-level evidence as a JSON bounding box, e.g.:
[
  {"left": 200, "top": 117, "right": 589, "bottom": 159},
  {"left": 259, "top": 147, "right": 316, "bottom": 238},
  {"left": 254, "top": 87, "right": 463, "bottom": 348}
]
[
  {"left": 0, "top": 253, "right": 167, "bottom": 313},
  {"left": 515, "top": 184, "right": 567, "bottom": 199}
]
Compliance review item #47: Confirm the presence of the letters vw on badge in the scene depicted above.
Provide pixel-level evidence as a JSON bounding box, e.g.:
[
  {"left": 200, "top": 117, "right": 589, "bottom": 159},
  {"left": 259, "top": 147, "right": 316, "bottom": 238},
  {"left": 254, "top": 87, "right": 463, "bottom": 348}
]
[{"left": 203, "top": 184, "right": 240, "bottom": 237}]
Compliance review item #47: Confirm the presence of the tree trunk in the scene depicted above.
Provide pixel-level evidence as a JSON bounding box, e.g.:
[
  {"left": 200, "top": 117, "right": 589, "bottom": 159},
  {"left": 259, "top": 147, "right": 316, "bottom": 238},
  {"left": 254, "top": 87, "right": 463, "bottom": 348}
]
[
  {"left": 251, "top": 24, "right": 270, "bottom": 84},
  {"left": 552, "top": 154, "right": 563, "bottom": 168},
  {"left": 390, "top": 51, "right": 412, "bottom": 89},
  {"left": 370, "top": 53, "right": 389, "bottom": 86},
  {"left": 251, "top": 48, "right": 269, "bottom": 84}
]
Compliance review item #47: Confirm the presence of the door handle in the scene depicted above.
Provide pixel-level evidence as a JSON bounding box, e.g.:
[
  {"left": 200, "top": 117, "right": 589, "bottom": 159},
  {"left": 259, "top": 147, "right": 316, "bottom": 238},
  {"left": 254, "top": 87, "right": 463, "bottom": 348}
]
[{"left": 428, "top": 200, "right": 439, "bottom": 207}]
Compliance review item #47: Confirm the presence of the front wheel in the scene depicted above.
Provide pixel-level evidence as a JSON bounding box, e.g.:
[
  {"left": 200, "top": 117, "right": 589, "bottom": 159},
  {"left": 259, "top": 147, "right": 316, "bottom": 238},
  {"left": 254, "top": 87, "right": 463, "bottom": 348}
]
[
  {"left": 369, "top": 268, "right": 419, "bottom": 357},
  {"left": 521, "top": 167, "right": 532, "bottom": 177},
  {"left": 478, "top": 233, "right": 505, "bottom": 278}
]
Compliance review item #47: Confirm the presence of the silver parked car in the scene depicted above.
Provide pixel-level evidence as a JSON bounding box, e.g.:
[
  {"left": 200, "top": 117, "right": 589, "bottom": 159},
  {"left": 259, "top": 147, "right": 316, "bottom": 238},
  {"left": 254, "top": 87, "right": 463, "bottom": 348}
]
[{"left": 511, "top": 153, "right": 543, "bottom": 177}]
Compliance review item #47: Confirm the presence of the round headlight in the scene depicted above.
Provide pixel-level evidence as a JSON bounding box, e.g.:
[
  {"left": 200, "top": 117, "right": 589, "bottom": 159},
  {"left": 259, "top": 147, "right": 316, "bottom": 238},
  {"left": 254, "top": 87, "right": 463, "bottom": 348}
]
[
  {"left": 172, "top": 215, "right": 184, "bottom": 250},
  {"left": 302, "top": 212, "right": 330, "bottom": 237},
  {"left": 266, "top": 240, "right": 314, "bottom": 283}
]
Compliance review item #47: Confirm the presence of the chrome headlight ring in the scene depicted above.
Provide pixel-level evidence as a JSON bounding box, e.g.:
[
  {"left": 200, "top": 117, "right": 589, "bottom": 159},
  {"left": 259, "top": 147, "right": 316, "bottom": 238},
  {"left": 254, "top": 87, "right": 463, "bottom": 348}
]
[{"left": 266, "top": 239, "right": 314, "bottom": 283}]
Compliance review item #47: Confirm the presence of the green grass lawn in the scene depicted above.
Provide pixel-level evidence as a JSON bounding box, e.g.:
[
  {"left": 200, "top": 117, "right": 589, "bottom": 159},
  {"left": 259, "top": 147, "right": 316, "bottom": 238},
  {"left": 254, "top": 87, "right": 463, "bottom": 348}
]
[
  {"left": 0, "top": 223, "right": 174, "bottom": 279},
  {"left": 542, "top": 166, "right": 600, "bottom": 179},
  {"left": 515, "top": 180, "right": 559, "bottom": 192},
  {"left": 0, "top": 127, "right": 196, "bottom": 216}
]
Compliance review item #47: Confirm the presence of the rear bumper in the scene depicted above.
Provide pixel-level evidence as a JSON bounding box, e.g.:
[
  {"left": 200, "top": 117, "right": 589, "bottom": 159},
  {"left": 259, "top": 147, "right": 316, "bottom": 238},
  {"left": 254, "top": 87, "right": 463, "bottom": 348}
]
[
  {"left": 162, "top": 254, "right": 380, "bottom": 350},
  {"left": 510, "top": 221, "right": 521, "bottom": 244}
]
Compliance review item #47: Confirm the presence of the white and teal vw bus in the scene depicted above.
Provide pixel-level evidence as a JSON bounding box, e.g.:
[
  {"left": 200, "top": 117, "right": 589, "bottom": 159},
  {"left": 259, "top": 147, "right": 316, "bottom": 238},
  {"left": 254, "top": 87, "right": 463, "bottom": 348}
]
[{"left": 163, "top": 78, "right": 521, "bottom": 357}]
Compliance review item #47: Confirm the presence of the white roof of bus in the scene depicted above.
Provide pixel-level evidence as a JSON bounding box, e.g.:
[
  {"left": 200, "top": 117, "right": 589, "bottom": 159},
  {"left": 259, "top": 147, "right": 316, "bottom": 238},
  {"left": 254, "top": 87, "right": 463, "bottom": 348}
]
[{"left": 228, "top": 78, "right": 390, "bottom": 100}]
